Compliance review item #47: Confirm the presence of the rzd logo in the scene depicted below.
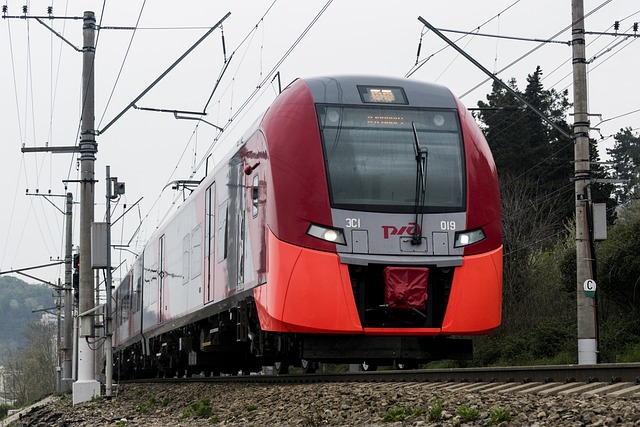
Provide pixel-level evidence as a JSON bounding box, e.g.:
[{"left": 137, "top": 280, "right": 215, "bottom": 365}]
[{"left": 382, "top": 222, "right": 420, "bottom": 239}]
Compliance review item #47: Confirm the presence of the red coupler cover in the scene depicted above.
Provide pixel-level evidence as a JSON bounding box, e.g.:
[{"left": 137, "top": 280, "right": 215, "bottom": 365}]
[{"left": 384, "top": 266, "right": 429, "bottom": 311}]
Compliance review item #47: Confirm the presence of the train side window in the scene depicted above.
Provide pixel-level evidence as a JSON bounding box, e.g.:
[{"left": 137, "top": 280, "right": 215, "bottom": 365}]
[
  {"left": 118, "top": 274, "right": 130, "bottom": 326},
  {"left": 191, "top": 225, "right": 202, "bottom": 278},
  {"left": 134, "top": 276, "right": 142, "bottom": 313},
  {"left": 252, "top": 174, "right": 259, "bottom": 218},
  {"left": 217, "top": 201, "right": 228, "bottom": 263},
  {"left": 182, "top": 233, "right": 190, "bottom": 284},
  {"left": 206, "top": 184, "right": 215, "bottom": 257}
]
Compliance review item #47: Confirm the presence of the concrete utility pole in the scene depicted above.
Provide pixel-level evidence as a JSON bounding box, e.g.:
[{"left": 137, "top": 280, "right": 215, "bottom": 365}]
[
  {"left": 104, "top": 166, "right": 115, "bottom": 397},
  {"left": 62, "top": 192, "right": 74, "bottom": 390},
  {"left": 73, "top": 10, "right": 100, "bottom": 404},
  {"left": 11, "top": 7, "right": 103, "bottom": 403},
  {"left": 571, "top": 0, "right": 598, "bottom": 364}
]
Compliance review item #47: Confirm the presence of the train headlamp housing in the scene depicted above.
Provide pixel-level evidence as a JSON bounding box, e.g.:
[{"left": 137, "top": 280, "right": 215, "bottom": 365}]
[
  {"left": 307, "top": 224, "right": 346, "bottom": 245},
  {"left": 454, "top": 228, "right": 486, "bottom": 248}
]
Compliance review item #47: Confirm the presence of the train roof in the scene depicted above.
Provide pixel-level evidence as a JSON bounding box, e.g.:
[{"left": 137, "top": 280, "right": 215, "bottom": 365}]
[{"left": 300, "top": 75, "right": 457, "bottom": 109}]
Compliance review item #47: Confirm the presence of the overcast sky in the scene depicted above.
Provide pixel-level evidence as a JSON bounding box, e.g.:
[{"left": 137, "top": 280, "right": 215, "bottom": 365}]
[{"left": 0, "top": 0, "right": 638, "bottom": 286}]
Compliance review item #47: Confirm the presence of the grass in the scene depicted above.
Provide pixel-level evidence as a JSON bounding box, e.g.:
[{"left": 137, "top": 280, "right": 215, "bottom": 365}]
[
  {"left": 489, "top": 406, "right": 514, "bottom": 425},
  {"left": 428, "top": 398, "right": 444, "bottom": 422},
  {"left": 135, "top": 396, "right": 162, "bottom": 414},
  {"left": 455, "top": 404, "right": 479, "bottom": 423},
  {"left": 382, "top": 406, "right": 423, "bottom": 422},
  {"left": 182, "top": 398, "right": 214, "bottom": 419},
  {"left": 613, "top": 343, "right": 640, "bottom": 363}
]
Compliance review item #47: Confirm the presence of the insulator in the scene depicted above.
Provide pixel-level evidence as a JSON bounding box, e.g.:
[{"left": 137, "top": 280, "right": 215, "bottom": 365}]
[
  {"left": 634, "top": 22, "right": 639, "bottom": 32},
  {"left": 2, "top": 5, "right": 7, "bottom": 14},
  {"left": 22, "top": 5, "right": 27, "bottom": 14},
  {"left": 47, "top": 6, "right": 53, "bottom": 15},
  {"left": 613, "top": 21, "right": 620, "bottom": 31}
]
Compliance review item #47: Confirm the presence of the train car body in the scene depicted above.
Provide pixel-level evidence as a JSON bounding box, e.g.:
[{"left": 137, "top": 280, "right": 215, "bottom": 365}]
[{"left": 113, "top": 75, "right": 502, "bottom": 376}]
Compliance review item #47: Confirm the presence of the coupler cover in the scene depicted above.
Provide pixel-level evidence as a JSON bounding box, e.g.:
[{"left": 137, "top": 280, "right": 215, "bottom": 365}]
[{"left": 384, "top": 266, "right": 429, "bottom": 311}]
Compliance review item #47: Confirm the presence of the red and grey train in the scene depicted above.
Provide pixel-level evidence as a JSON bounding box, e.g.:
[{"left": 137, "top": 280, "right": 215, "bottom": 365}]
[{"left": 113, "top": 75, "right": 502, "bottom": 376}]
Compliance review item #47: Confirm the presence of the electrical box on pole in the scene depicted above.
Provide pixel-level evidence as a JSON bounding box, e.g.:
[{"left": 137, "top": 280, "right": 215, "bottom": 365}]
[
  {"left": 592, "top": 203, "right": 607, "bottom": 241},
  {"left": 91, "top": 222, "right": 108, "bottom": 268}
]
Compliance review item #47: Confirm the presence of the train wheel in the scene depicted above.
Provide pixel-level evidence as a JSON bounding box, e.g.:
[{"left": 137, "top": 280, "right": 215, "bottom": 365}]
[
  {"left": 361, "top": 361, "right": 377, "bottom": 372},
  {"left": 301, "top": 359, "right": 317, "bottom": 374},
  {"left": 396, "top": 361, "right": 419, "bottom": 370},
  {"left": 274, "top": 361, "right": 289, "bottom": 375}
]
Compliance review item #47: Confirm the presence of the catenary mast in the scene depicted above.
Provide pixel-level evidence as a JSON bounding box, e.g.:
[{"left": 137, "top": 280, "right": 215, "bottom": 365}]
[
  {"left": 571, "top": 0, "right": 598, "bottom": 364},
  {"left": 73, "top": 10, "right": 100, "bottom": 404}
]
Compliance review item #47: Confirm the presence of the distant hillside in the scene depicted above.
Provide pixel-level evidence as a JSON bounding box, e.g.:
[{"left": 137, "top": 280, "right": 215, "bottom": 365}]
[{"left": 0, "top": 275, "right": 57, "bottom": 362}]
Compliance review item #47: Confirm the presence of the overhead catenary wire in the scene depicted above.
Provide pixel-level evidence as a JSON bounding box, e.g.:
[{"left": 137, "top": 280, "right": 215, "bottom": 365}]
[
  {"left": 414, "top": 0, "right": 629, "bottom": 242},
  {"left": 457, "top": 0, "right": 614, "bottom": 99},
  {"left": 15, "top": 10, "right": 62, "bottom": 264},
  {"left": 121, "top": 0, "right": 335, "bottom": 261},
  {"left": 96, "top": 0, "right": 147, "bottom": 130},
  {"left": 406, "top": 0, "right": 522, "bottom": 78},
  {"left": 2, "top": 1, "right": 637, "bottom": 278},
  {"left": 438, "top": 0, "right": 630, "bottom": 198},
  {"left": 2, "top": 5, "right": 27, "bottom": 268},
  {"left": 485, "top": 17, "right": 624, "bottom": 150},
  {"left": 113, "top": 7, "right": 262, "bottom": 252}
]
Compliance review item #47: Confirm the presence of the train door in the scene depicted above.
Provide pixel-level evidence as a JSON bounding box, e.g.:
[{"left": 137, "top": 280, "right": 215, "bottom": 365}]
[
  {"left": 205, "top": 184, "right": 215, "bottom": 303},
  {"left": 158, "top": 234, "right": 166, "bottom": 323},
  {"left": 237, "top": 188, "right": 245, "bottom": 289}
]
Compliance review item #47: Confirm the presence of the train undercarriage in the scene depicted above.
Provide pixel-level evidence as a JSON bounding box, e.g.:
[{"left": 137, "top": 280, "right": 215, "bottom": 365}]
[{"left": 113, "top": 297, "right": 472, "bottom": 379}]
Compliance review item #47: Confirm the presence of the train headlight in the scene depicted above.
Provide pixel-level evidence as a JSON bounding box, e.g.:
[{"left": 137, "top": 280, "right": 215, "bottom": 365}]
[
  {"left": 454, "top": 228, "right": 486, "bottom": 248},
  {"left": 307, "top": 224, "right": 346, "bottom": 245}
]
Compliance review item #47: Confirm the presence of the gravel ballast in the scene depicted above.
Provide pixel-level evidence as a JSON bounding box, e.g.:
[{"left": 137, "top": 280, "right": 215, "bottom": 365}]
[{"left": 6, "top": 381, "right": 640, "bottom": 426}]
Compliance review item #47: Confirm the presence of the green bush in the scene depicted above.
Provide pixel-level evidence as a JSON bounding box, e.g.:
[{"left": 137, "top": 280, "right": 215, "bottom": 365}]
[
  {"left": 0, "top": 403, "right": 12, "bottom": 419},
  {"left": 473, "top": 321, "right": 576, "bottom": 366}
]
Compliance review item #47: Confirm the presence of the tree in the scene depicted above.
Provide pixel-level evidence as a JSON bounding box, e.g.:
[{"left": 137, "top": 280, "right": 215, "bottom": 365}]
[
  {"left": 607, "top": 127, "right": 640, "bottom": 205},
  {"left": 477, "top": 68, "right": 571, "bottom": 172},
  {"left": 0, "top": 277, "right": 54, "bottom": 362},
  {"left": 472, "top": 68, "right": 636, "bottom": 364},
  {"left": 475, "top": 67, "right": 574, "bottom": 320},
  {"left": 4, "top": 319, "right": 56, "bottom": 406},
  {"left": 596, "top": 200, "right": 640, "bottom": 310},
  {"left": 499, "top": 173, "right": 570, "bottom": 322}
]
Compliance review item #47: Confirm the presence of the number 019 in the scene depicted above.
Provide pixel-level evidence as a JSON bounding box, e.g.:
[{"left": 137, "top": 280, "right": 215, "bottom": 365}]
[{"left": 440, "top": 220, "right": 456, "bottom": 231}]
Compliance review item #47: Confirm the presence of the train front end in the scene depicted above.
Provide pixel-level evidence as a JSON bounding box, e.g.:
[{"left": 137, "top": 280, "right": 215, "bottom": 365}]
[{"left": 254, "top": 75, "right": 502, "bottom": 364}]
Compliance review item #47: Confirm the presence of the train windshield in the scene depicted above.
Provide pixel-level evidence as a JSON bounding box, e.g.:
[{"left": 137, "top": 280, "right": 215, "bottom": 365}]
[{"left": 317, "top": 105, "right": 465, "bottom": 213}]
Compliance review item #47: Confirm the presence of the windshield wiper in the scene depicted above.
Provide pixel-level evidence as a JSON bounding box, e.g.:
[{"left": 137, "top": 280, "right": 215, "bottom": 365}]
[{"left": 411, "top": 122, "right": 428, "bottom": 245}]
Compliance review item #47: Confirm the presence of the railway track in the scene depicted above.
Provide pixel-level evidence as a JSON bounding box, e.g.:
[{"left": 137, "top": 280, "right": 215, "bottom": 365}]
[
  {"left": 7, "top": 363, "right": 640, "bottom": 426},
  {"left": 124, "top": 362, "right": 640, "bottom": 397}
]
